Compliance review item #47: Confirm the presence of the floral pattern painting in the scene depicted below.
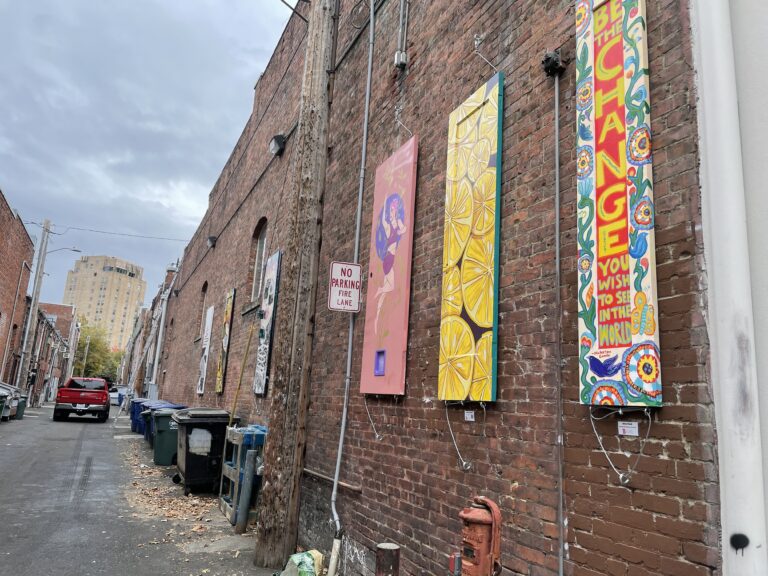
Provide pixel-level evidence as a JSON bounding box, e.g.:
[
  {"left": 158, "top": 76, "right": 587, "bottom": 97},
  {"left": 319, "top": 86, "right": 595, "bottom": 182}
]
[
  {"left": 438, "top": 73, "right": 503, "bottom": 402},
  {"left": 576, "top": 0, "right": 661, "bottom": 407}
]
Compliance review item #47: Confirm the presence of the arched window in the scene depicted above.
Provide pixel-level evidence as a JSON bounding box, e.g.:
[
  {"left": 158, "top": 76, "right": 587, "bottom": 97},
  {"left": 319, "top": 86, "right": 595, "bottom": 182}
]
[
  {"left": 199, "top": 282, "right": 208, "bottom": 337},
  {"left": 251, "top": 219, "right": 268, "bottom": 302}
]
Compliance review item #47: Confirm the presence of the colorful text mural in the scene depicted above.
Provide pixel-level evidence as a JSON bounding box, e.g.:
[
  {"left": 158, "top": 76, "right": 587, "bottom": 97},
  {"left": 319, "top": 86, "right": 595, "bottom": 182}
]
[
  {"left": 438, "top": 73, "right": 503, "bottom": 402},
  {"left": 361, "top": 137, "right": 418, "bottom": 395},
  {"left": 576, "top": 0, "right": 661, "bottom": 406},
  {"left": 215, "top": 288, "right": 235, "bottom": 394},
  {"left": 254, "top": 251, "right": 281, "bottom": 395}
]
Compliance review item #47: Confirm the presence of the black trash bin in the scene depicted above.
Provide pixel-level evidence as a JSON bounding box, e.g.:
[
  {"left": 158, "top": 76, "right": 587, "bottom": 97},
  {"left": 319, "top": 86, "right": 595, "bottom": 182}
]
[{"left": 172, "top": 408, "right": 240, "bottom": 495}]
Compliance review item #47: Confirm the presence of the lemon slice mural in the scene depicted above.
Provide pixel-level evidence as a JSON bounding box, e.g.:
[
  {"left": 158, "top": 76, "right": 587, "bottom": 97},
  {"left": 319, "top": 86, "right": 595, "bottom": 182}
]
[
  {"left": 461, "top": 233, "right": 495, "bottom": 328},
  {"left": 442, "top": 179, "right": 472, "bottom": 268},
  {"left": 439, "top": 72, "right": 503, "bottom": 402},
  {"left": 471, "top": 170, "right": 497, "bottom": 236},
  {"left": 470, "top": 331, "right": 493, "bottom": 401},
  {"left": 446, "top": 141, "right": 471, "bottom": 182},
  {"left": 438, "top": 316, "right": 475, "bottom": 401},
  {"left": 467, "top": 139, "right": 492, "bottom": 183},
  {"left": 441, "top": 265, "right": 463, "bottom": 318}
]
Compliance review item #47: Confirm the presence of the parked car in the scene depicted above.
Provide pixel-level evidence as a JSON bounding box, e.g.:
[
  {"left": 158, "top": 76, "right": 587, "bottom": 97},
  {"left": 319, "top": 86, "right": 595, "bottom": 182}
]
[
  {"left": 109, "top": 386, "right": 128, "bottom": 406},
  {"left": 54, "top": 377, "right": 110, "bottom": 422}
]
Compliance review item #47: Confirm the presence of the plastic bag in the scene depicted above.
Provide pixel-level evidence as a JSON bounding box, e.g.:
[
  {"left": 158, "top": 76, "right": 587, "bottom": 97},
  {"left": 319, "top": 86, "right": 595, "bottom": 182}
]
[{"left": 278, "top": 550, "right": 324, "bottom": 576}]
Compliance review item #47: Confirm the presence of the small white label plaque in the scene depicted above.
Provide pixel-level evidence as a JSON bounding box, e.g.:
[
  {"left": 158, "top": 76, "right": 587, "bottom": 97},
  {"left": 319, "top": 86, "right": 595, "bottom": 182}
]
[
  {"left": 464, "top": 410, "right": 475, "bottom": 422},
  {"left": 618, "top": 420, "right": 639, "bottom": 437}
]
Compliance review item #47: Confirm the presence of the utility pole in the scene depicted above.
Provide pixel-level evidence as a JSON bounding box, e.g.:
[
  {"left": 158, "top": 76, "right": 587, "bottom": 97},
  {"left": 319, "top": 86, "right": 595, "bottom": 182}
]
[
  {"left": 81, "top": 335, "right": 91, "bottom": 377},
  {"left": 65, "top": 311, "right": 79, "bottom": 382},
  {"left": 17, "top": 219, "right": 50, "bottom": 391},
  {"left": 253, "top": 0, "right": 337, "bottom": 567}
]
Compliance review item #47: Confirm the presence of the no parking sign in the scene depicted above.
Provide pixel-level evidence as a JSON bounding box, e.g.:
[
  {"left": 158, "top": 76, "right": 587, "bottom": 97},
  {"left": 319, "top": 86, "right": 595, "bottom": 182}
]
[{"left": 328, "top": 261, "right": 361, "bottom": 313}]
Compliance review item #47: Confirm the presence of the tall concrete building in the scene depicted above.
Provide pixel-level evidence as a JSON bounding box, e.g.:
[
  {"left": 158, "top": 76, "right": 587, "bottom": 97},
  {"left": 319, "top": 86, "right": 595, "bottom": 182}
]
[{"left": 63, "top": 256, "right": 146, "bottom": 350}]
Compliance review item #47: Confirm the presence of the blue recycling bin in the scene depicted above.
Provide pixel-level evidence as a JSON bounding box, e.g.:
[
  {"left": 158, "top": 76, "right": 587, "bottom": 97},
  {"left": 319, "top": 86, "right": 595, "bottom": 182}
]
[{"left": 130, "top": 398, "right": 148, "bottom": 433}]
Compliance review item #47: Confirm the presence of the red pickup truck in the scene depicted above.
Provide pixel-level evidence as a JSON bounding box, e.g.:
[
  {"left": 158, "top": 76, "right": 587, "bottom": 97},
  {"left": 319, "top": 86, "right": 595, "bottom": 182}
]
[{"left": 54, "top": 377, "right": 110, "bottom": 422}]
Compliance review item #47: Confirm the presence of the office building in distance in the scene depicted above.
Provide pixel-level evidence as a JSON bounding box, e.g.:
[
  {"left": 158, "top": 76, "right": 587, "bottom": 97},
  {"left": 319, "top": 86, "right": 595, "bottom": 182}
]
[{"left": 63, "top": 255, "right": 146, "bottom": 350}]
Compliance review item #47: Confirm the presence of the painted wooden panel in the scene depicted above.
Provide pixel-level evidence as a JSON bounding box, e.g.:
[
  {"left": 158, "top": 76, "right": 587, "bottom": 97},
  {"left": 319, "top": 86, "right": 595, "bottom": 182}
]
[
  {"left": 360, "top": 136, "right": 418, "bottom": 395},
  {"left": 576, "top": 0, "right": 661, "bottom": 406},
  {"left": 438, "top": 73, "right": 503, "bottom": 402},
  {"left": 254, "top": 251, "right": 281, "bottom": 395},
  {"left": 215, "top": 288, "right": 235, "bottom": 394},
  {"left": 197, "top": 305, "right": 214, "bottom": 395}
]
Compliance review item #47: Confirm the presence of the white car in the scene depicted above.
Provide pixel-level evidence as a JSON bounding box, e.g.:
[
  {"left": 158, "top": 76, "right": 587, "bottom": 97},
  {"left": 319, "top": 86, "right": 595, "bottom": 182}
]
[{"left": 108, "top": 386, "right": 128, "bottom": 406}]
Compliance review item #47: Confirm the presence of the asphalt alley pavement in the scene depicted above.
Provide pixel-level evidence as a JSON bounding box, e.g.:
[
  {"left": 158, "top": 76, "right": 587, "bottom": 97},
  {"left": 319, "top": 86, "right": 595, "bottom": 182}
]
[{"left": 0, "top": 405, "right": 275, "bottom": 576}]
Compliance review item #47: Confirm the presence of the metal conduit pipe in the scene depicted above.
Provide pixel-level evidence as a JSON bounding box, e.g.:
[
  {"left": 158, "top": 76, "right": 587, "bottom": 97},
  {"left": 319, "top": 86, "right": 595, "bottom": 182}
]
[
  {"left": 327, "top": 1, "right": 375, "bottom": 575},
  {"left": 394, "top": 0, "right": 409, "bottom": 68},
  {"left": 543, "top": 49, "right": 566, "bottom": 576}
]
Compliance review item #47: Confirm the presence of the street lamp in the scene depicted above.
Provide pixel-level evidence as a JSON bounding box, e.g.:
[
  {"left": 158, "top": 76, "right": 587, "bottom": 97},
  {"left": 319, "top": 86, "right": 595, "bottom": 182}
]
[{"left": 16, "top": 217, "right": 81, "bottom": 394}]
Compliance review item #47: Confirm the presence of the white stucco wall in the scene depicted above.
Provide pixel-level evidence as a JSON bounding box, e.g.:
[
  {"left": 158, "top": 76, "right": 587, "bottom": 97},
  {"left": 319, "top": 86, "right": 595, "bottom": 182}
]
[{"left": 730, "top": 0, "right": 768, "bottom": 537}]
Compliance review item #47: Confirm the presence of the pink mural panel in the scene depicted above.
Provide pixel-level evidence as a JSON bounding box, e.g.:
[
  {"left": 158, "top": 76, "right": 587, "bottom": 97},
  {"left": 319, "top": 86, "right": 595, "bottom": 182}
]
[{"left": 360, "top": 136, "right": 418, "bottom": 395}]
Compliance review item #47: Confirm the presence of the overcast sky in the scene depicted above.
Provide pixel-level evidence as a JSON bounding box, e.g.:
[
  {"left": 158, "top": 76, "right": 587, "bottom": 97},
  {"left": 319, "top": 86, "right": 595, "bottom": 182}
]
[{"left": 0, "top": 0, "right": 294, "bottom": 305}]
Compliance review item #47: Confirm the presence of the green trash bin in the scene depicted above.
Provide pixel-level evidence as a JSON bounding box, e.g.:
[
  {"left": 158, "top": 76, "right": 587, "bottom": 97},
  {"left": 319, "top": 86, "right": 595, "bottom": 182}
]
[
  {"left": 141, "top": 410, "right": 153, "bottom": 443},
  {"left": 15, "top": 394, "right": 27, "bottom": 420},
  {"left": 153, "top": 409, "right": 180, "bottom": 466}
]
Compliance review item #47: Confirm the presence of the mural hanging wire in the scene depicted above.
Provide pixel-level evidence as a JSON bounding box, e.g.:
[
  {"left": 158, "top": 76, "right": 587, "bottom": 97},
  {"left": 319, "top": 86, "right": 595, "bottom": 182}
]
[
  {"left": 445, "top": 401, "right": 472, "bottom": 471},
  {"left": 395, "top": 104, "right": 412, "bottom": 138},
  {"left": 363, "top": 395, "right": 383, "bottom": 441},
  {"left": 473, "top": 34, "right": 499, "bottom": 73},
  {"left": 589, "top": 407, "right": 653, "bottom": 486}
]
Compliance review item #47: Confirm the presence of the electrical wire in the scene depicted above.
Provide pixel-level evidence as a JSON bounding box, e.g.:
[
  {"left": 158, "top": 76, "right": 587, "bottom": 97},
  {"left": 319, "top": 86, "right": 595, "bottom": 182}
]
[
  {"left": 589, "top": 407, "right": 653, "bottom": 486},
  {"left": 25, "top": 221, "right": 188, "bottom": 242}
]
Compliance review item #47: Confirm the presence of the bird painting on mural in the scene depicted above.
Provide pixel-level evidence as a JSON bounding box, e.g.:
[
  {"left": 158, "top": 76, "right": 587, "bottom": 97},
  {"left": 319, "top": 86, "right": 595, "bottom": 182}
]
[{"left": 588, "top": 354, "right": 622, "bottom": 377}]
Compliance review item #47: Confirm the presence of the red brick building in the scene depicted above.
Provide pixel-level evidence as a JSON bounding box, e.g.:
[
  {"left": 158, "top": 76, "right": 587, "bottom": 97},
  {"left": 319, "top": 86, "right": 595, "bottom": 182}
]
[
  {"left": 28, "top": 304, "right": 72, "bottom": 404},
  {"left": 0, "top": 190, "right": 34, "bottom": 386},
  {"left": 150, "top": 0, "right": 768, "bottom": 573}
]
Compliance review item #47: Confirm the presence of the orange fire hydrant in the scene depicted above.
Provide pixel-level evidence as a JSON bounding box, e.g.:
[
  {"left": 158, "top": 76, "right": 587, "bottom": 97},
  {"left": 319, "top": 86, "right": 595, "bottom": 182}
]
[{"left": 457, "top": 496, "right": 502, "bottom": 576}]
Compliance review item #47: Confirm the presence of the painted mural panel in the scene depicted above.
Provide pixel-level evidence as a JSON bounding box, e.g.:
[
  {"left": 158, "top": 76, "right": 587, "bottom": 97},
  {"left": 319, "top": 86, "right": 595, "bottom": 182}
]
[
  {"left": 197, "top": 305, "right": 214, "bottom": 395},
  {"left": 576, "top": 0, "right": 661, "bottom": 406},
  {"left": 215, "top": 288, "right": 235, "bottom": 394},
  {"left": 438, "top": 73, "right": 503, "bottom": 402},
  {"left": 254, "top": 251, "right": 281, "bottom": 395},
  {"left": 360, "top": 137, "right": 418, "bottom": 395}
]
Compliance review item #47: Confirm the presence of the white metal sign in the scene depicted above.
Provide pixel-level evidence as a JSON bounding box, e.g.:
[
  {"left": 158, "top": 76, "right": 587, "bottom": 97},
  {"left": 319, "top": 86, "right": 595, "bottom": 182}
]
[
  {"left": 617, "top": 420, "right": 639, "bottom": 437},
  {"left": 328, "top": 261, "right": 362, "bottom": 313}
]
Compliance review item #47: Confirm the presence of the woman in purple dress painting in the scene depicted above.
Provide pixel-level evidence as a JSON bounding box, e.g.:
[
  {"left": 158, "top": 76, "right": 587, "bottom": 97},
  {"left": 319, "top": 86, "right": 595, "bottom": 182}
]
[{"left": 374, "top": 193, "right": 407, "bottom": 334}]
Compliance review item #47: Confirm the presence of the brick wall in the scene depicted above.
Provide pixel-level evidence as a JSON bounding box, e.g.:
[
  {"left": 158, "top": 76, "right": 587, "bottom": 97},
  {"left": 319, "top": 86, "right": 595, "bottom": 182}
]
[
  {"left": 159, "top": 4, "right": 309, "bottom": 422},
  {"left": 300, "top": 0, "right": 717, "bottom": 575},
  {"left": 159, "top": 0, "right": 718, "bottom": 574},
  {"left": 0, "top": 191, "right": 34, "bottom": 385}
]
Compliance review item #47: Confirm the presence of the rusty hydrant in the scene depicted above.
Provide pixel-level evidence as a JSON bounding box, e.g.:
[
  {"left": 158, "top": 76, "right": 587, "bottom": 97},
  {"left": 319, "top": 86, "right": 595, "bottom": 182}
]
[{"left": 456, "top": 496, "right": 502, "bottom": 575}]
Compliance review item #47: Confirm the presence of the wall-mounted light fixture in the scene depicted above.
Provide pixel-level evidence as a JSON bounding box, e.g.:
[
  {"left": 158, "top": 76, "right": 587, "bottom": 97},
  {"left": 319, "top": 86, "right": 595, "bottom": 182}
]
[
  {"left": 207, "top": 235, "right": 218, "bottom": 248},
  {"left": 269, "top": 134, "right": 286, "bottom": 156}
]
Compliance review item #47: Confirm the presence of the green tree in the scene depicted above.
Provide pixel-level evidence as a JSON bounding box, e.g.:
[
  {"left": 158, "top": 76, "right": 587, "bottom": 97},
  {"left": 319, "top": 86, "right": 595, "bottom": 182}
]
[{"left": 73, "top": 322, "right": 123, "bottom": 383}]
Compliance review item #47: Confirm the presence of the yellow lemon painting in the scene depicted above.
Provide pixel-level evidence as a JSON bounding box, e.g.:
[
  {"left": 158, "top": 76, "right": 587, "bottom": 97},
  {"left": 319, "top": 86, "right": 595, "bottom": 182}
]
[{"left": 438, "top": 73, "right": 503, "bottom": 402}]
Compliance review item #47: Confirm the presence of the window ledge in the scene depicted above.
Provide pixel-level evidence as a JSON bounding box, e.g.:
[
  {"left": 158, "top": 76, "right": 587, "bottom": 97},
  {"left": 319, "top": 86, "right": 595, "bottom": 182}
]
[{"left": 241, "top": 301, "right": 261, "bottom": 317}]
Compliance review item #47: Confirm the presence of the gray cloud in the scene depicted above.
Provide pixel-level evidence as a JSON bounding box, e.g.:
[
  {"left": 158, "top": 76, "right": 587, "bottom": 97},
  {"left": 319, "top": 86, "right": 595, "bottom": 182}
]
[{"left": 0, "top": 0, "right": 294, "bottom": 303}]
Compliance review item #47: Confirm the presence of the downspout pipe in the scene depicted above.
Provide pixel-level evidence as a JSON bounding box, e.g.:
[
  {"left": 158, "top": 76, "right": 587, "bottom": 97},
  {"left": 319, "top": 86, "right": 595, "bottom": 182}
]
[
  {"left": 691, "top": 0, "right": 768, "bottom": 572},
  {"left": 543, "top": 50, "right": 566, "bottom": 576},
  {"left": 328, "top": 1, "right": 375, "bottom": 574},
  {"left": 0, "top": 260, "right": 30, "bottom": 381}
]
